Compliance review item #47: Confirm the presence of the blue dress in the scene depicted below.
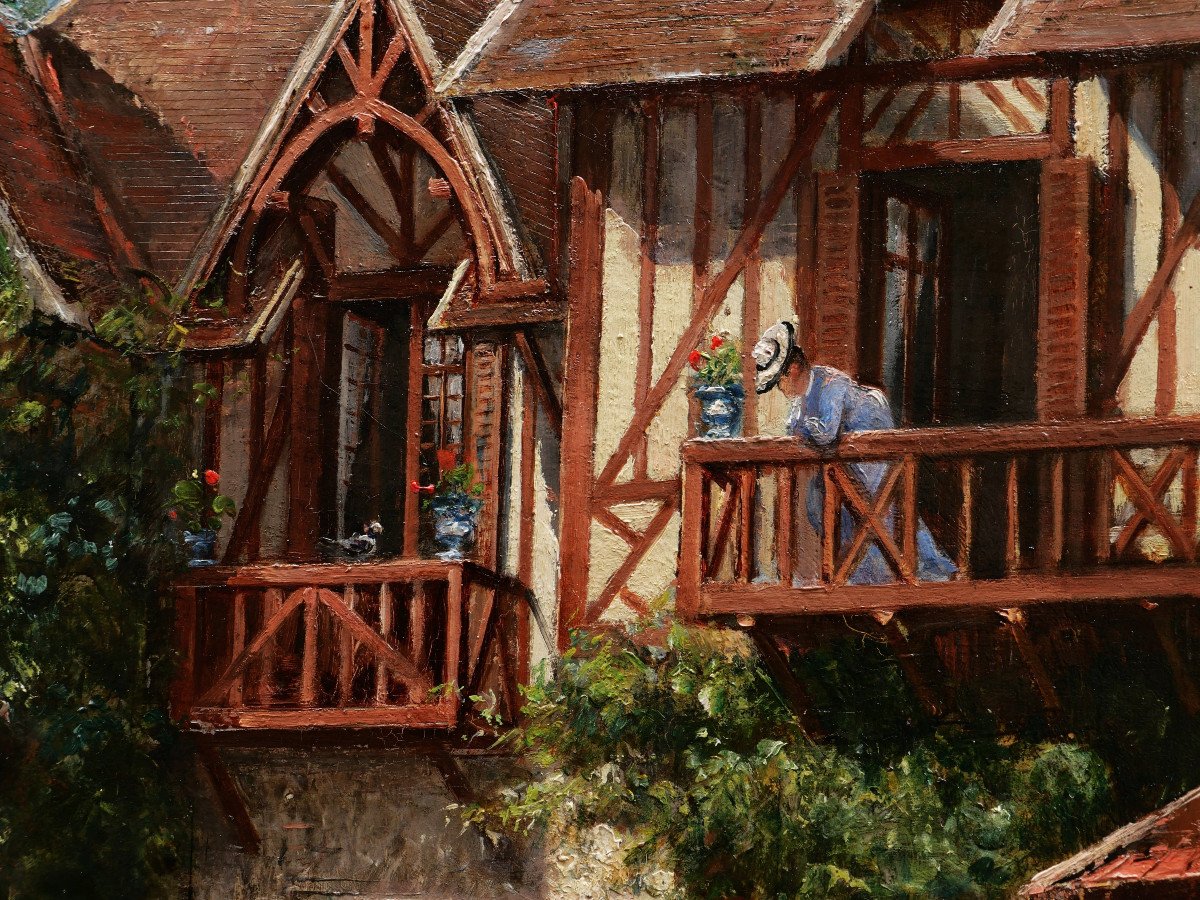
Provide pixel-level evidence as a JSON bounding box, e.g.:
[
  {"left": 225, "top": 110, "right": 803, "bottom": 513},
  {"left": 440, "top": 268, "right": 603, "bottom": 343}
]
[{"left": 787, "top": 366, "right": 957, "bottom": 585}]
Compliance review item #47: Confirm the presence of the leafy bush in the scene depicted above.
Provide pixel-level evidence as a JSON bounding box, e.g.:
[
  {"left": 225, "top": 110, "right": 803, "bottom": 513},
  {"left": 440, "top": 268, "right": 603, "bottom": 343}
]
[
  {"left": 470, "top": 623, "right": 1114, "bottom": 899},
  {"left": 0, "top": 236, "right": 190, "bottom": 897}
]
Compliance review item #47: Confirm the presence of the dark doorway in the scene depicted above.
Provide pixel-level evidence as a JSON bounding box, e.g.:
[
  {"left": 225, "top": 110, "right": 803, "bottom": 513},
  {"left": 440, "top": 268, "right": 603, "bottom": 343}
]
[
  {"left": 860, "top": 162, "right": 1042, "bottom": 577},
  {"left": 861, "top": 161, "right": 1041, "bottom": 426}
]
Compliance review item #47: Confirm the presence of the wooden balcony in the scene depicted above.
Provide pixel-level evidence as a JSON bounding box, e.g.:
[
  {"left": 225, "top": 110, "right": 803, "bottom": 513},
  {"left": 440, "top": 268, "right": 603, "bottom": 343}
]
[
  {"left": 678, "top": 417, "right": 1200, "bottom": 621},
  {"left": 172, "top": 559, "right": 526, "bottom": 733}
]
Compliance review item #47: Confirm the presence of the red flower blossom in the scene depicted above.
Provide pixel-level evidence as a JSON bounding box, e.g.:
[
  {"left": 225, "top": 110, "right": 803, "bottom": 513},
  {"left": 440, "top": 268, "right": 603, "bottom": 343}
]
[
  {"left": 710, "top": 335, "right": 724, "bottom": 350},
  {"left": 168, "top": 509, "right": 178, "bottom": 521},
  {"left": 688, "top": 349, "right": 704, "bottom": 371},
  {"left": 203, "top": 469, "right": 220, "bottom": 487}
]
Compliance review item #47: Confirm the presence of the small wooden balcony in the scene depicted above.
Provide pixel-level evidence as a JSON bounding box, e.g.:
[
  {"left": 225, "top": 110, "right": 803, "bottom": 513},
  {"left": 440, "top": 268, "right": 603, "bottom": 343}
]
[
  {"left": 678, "top": 417, "right": 1200, "bottom": 620},
  {"left": 172, "top": 559, "right": 525, "bottom": 733}
]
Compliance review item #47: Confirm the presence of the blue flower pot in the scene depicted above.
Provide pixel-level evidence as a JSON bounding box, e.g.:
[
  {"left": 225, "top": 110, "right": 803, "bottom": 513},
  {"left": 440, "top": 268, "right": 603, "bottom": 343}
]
[
  {"left": 430, "top": 495, "right": 483, "bottom": 560},
  {"left": 695, "top": 384, "right": 745, "bottom": 439},
  {"left": 184, "top": 529, "right": 218, "bottom": 567}
]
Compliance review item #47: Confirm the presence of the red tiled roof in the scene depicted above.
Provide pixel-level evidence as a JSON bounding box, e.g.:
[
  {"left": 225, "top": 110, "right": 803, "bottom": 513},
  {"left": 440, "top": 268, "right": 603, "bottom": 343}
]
[
  {"left": 979, "top": 0, "right": 1200, "bottom": 56},
  {"left": 444, "top": 0, "right": 874, "bottom": 95},
  {"left": 0, "top": 28, "right": 122, "bottom": 310},
  {"left": 29, "top": 0, "right": 337, "bottom": 283},
  {"left": 1023, "top": 786, "right": 1200, "bottom": 897},
  {"left": 411, "top": 0, "right": 497, "bottom": 67}
]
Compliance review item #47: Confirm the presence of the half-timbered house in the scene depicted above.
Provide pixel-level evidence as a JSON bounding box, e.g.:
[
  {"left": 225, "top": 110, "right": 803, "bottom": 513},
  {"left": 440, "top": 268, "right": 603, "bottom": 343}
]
[{"left": 6, "top": 0, "right": 1200, "bottom": 891}]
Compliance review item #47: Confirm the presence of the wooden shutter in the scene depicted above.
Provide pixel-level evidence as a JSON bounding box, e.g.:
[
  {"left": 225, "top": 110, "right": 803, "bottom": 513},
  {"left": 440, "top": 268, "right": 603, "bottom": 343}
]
[
  {"left": 812, "top": 172, "right": 862, "bottom": 374},
  {"left": 1037, "top": 158, "right": 1091, "bottom": 420},
  {"left": 465, "top": 339, "right": 507, "bottom": 568}
]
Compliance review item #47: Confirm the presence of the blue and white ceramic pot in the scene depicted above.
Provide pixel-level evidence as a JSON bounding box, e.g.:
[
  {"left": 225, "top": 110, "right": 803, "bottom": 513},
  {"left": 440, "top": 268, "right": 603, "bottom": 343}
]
[
  {"left": 184, "top": 529, "right": 218, "bottom": 567},
  {"left": 695, "top": 383, "right": 745, "bottom": 439},
  {"left": 430, "top": 495, "right": 483, "bottom": 560}
]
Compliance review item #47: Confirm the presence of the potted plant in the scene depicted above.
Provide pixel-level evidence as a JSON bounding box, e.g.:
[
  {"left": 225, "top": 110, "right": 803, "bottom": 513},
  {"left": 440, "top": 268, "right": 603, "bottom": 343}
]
[
  {"left": 411, "top": 451, "right": 484, "bottom": 560},
  {"left": 169, "top": 469, "right": 236, "bottom": 567},
  {"left": 689, "top": 333, "right": 744, "bottom": 438}
]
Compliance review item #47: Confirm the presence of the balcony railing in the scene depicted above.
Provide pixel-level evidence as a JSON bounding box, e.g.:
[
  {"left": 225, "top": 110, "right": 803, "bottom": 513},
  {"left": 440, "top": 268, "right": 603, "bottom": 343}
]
[
  {"left": 678, "top": 417, "right": 1200, "bottom": 619},
  {"left": 172, "top": 559, "right": 526, "bottom": 731}
]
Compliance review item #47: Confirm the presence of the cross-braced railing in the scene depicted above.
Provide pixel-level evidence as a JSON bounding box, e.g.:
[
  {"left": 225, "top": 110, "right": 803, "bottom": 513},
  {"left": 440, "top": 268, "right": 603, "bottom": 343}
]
[
  {"left": 678, "top": 417, "right": 1200, "bottom": 619},
  {"left": 172, "top": 560, "right": 527, "bottom": 731}
]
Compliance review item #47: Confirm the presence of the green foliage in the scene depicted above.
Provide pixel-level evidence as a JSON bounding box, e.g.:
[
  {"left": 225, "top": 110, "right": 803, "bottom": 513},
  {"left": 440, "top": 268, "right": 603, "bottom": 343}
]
[
  {"left": 170, "top": 470, "right": 236, "bottom": 534},
  {"left": 0, "top": 234, "right": 190, "bottom": 897},
  {"left": 690, "top": 335, "right": 742, "bottom": 389},
  {"left": 470, "top": 623, "right": 1114, "bottom": 899},
  {"left": 437, "top": 462, "right": 485, "bottom": 498}
]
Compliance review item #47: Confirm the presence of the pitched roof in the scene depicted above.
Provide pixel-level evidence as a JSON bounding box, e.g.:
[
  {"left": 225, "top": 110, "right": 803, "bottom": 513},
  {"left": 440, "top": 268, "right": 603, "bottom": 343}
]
[
  {"left": 30, "top": 0, "right": 339, "bottom": 283},
  {"left": 979, "top": 0, "right": 1200, "bottom": 56},
  {"left": 1022, "top": 786, "right": 1200, "bottom": 897},
  {"left": 0, "top": 27, "right": 121, "bottom": 315},
  {"left": 441, "top": 0, "right": 874, "bottom": 96}
]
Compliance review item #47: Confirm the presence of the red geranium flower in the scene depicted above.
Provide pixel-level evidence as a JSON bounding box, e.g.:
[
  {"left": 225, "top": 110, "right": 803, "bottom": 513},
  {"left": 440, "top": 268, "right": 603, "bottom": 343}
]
[
  {"left": 203, "top": 469, "right": 220, "bottom": 487},
  {"left": 710, "top": 335, "right": 724, "bottom": 350},
  {"left": 168, "top": 509, "right": 179, "bottom": 521},
  {"left": 688, "top": 349, "right": 704, "bottom": 371}
]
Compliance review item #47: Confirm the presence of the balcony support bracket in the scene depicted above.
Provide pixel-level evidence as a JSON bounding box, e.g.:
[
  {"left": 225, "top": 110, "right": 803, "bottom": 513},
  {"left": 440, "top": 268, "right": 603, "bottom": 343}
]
[{"left": 197, "top": 739, "right": 261, "bottom": 855}]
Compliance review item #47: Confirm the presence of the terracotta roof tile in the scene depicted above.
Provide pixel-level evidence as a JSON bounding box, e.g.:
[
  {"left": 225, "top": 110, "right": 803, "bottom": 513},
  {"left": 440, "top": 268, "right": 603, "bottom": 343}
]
[
  {"left": 447, "top": 0, "right": 873, "bottom": 95},
  {"left": 411, "top": 0, "right": 496, "bottom": 66},
  {"left": 29, "top": 0, "right": 337, "bottom": 281},
  {"left": 980, "top": 0, "right": 1200, "bottom": 56},
  {"left": 0, "top": 28, "right": 121, "bottom": 307}
]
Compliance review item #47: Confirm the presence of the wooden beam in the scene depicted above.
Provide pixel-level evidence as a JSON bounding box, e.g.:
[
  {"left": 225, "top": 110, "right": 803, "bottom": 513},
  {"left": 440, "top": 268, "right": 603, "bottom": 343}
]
[
  {"left": 189, "top": 702, "right": 458, "bottom": 730},
  {"left": 1111, "top": 184, "right": 1200, "bottom": 398},
  {"left": 1150, "top": 605, "right": 1200, "bottom": 717},
  {"left": 327, "top": 266, "right": 453, "bottom": 300},
  {"left": 698, "top": 568, "right": 1200, "bottom": 618},
  {"left": 586, "top": 495, "right": 678, "bottom": 622},
  {"left": 749, "top": 630, "right": 823, "bottom": 737},
  {"left": 635, "top": 97, "right": 661, "bottom": 477},
  {"left": 681, "top": 416, "right": 1200, "bottom": 466},
  {"left": 223, "top": 325, "right": 293, "bottom": 563},
  {"left": 872, "top": 611, "right": 941, "bottom": 717},
  {"left": 999, "top": 608, "right": 1062, "bottom": 724},
  {"left": 327, "top": 164, "right": 413, "bottom": 264},
  {"left": 859, "top": 135, "right": 1057, "bottom": 171},
  {"left": 597, "top": 90, "right": 841, "bottom": 491},
  {"left": 557, "top": 178, "right": 606, "bottom": 647},
  {"left": 197, "top": 741, "right": 261, "bottom": 854},
  {"left": 513, "top": 330, "right": 563, "bottom": 438},
  {"left": 437, "top": 297, "right": 567, "bottom": 330}
]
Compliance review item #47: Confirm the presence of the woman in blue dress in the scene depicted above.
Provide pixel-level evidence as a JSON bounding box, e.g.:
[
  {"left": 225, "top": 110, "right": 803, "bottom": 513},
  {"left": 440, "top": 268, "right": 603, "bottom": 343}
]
[{"left": 752, "top": 321, "right": 956, "bottom": 585}]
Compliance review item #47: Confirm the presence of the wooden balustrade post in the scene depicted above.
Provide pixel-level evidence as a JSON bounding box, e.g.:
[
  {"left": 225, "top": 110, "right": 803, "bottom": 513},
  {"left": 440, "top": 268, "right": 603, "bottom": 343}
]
[
  {"left": 256, "top": 588, "right": 282, "bottom": 706},
  {"left": 677, "top": 458, "right": 705, "bottom": 621},
  {"left": 1094, "top": 450, "right": 1113, "bottom": 563},
  {"left": 300, "top": 588, "right": 319, "bottom": 707},
  {"left": 229, "top": 591, "right": 247, "bottom": 708},
  {"left": 1039, "top": 453, "right": 1065, "bottom": 571},
  {"left": 901, "top": 456, "right": 917, "bottom": 576},
  {"left": 776, "top": 467, "right": 794, "bottom": 586},
  {"left": 171, "top": 587, "right": 198, "bottom": 721},
  {"left": 409, "top": 582, "right": 426, "bottom": 671},
  {"left": 822, "top": 465, "right": 838, "bottom": 585},
  {"left": 737, "top": 468, "right": 756, "bottom": 582},
  {"left": 338, "top": 585, "right": 357, "bottom": 705},
  {"left": 445, "top": 567, "right": 464, "bottom": 713},
  {"left": 1184, "top": 448, "right": 1199, "bottom": 546},
  {"left": 1006, "top": 457, "right": 1021, "bottom": 575},
  {"left": 957, "top": 460, "right": 973, "bottom": 578},
  {"left": 375, "top": 583, "right": 393, "bottom": 704}
]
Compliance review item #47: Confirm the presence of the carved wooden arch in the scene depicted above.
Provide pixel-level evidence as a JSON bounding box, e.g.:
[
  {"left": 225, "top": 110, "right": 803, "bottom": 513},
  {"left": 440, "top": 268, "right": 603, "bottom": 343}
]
[{"left": 225, "top": 0, "right": 498, "bottom": 313}]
